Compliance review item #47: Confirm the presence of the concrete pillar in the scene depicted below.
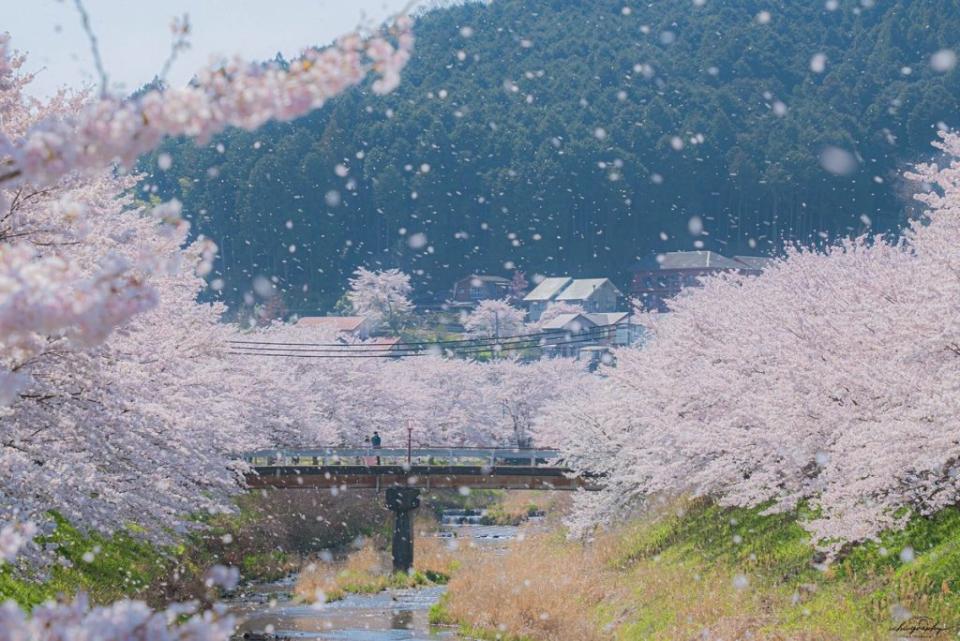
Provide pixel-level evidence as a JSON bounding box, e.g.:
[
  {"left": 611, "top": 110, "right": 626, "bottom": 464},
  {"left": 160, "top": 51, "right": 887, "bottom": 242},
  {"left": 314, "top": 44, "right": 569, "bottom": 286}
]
[{"left": 385, "top": 487, "right": 421, "bottom": 573}]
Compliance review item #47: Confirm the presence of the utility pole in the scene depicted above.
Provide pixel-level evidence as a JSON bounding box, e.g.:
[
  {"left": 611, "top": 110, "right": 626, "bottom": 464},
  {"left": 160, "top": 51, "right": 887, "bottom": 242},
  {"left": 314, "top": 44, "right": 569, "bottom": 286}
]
[
  {"left": 494, "top": 310, "right": 500, "bottom": 357},
  {"left": 406, "top": 419, "right": 413, "bottom": 465}
]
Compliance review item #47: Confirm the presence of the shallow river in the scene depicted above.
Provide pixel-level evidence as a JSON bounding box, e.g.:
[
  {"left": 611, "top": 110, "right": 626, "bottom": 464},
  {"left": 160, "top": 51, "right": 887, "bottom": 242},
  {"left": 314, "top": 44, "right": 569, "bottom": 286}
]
[{"left": 232, "top": 522, "right": 521, "bottom": 641}]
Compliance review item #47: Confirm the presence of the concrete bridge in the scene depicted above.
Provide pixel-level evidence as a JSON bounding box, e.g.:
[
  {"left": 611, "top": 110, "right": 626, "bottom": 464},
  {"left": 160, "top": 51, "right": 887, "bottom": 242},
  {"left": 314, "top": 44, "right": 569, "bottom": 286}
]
[{"left": 240, "top": 446, "right": 597, "bottom": 571}]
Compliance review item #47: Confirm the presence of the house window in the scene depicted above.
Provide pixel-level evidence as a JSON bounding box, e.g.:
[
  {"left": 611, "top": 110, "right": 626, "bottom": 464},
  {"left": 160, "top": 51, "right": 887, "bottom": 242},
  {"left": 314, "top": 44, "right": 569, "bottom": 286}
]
[{"left": 470, "top": 286, "right": 483, "bottom": 299}]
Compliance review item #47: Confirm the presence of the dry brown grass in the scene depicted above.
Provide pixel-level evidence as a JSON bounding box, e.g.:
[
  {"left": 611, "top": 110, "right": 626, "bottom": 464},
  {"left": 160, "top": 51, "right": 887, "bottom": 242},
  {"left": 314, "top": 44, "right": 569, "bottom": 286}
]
[
  {"left": 439, "top": 526, "right": 849, "bottom": 641},
  {"left": 295, "top": 543, "right": 389, "bottom": 602},
  {"left": 441, "top": 531, "right": 616, "bottom": 641},
  {"left": 436, "top": 500, "right": 918, "bottom": 641},
  {"left": 413, "top": 534, "right": 467, "bottom": 577},
  {"left": 295, "top": 534, "right": 461, "bottom": 603}
]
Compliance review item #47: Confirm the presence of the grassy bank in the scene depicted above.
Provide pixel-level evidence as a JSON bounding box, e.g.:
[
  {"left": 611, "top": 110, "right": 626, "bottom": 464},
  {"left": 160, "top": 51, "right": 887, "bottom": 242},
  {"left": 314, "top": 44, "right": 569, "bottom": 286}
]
[
  {"left": 434, "top": 499, "right": 960, "bottom": 641},
  {"left": 0, "top": 514, "right": 173, "bottom": 607},
  {"left": 0, "top": 508, "right": 301, "bottom": 609},
  {"left": 0, "top": 488, "right": 392, "bottom": 608}
]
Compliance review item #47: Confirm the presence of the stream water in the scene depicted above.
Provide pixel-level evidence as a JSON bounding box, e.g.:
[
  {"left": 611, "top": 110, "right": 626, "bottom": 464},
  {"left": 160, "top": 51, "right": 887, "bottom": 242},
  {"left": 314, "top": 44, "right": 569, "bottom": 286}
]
[{"left": 231, "top": 518, "right": 520, "bottom": 641}]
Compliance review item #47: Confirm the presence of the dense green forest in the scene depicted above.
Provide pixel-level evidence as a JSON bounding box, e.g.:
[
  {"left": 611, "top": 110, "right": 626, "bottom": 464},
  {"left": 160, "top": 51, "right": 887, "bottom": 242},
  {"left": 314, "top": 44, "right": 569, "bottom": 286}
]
[{"left": 143, "top": 0, "right": 960, "bottom": 314}]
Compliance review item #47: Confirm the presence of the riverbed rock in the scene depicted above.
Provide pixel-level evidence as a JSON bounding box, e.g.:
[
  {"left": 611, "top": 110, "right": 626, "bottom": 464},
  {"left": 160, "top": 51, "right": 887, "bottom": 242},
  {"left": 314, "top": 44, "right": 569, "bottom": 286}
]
[{"left": 240, "top": 632, "right": 292, "bottom": 641}]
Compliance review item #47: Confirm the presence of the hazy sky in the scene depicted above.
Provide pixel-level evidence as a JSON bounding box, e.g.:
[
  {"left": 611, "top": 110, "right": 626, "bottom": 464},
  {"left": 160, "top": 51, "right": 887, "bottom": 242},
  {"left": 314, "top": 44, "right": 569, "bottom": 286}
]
[{"left": 6, "top": 0, "right": 417, "bottom": 97}]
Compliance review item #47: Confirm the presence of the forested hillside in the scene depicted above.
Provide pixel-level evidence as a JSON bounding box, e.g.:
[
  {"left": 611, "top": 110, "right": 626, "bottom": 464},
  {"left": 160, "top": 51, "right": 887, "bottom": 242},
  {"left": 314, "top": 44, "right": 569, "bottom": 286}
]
[{"left": 144, "top": 0, "right": 960, "bottom": 312}]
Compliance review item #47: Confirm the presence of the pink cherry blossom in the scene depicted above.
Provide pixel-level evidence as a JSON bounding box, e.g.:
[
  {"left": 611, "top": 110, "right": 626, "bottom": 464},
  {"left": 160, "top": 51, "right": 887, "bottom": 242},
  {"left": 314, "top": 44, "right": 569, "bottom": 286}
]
[
  {"left": 0, "top": 18, "right": 413, "bottom": 193},
  {"left": 463, "top": 299, "right": 527, "bottom": 339},
  {"left": 346, "top": 267, "right": 414, "bottom": 332},
  {"left": 0, "top": 520, "right": 35, "bottom": 562}
]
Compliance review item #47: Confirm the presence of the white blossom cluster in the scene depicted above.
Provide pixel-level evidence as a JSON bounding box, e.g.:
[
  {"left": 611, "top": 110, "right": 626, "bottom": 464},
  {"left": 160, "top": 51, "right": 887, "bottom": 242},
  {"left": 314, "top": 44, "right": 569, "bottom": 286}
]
[
  {"left": 0, "top": 521, "right": 35, "bottom": 562},
  {"left": 0, "top": 597, "right": 235, "bottom": 641},
  {"left": 463, "top": 299, "right": 527, "bottom": 339},
  {"left": 346, "top": 267, "right": 415, "bottom": 332}
]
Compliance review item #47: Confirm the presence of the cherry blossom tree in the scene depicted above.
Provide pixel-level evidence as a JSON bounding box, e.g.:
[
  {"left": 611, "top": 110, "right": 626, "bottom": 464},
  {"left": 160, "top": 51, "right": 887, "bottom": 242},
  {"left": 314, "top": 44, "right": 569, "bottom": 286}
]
[
  {"left": 509, "top": 270, "right": 529, "bottom": 300},
  {"left": 227, "top": 322, "right": 594, "bottom": 449},
  {"left": 0, "top": 18, "right": 414, "bottom": 195},
  {"left": 549, "top": 132, "right": 960, "bottom": 548},
  {"left": 0, "top": 11, "right": 414, "bottom": 539},
  {"left": 0, "top": 15, "right": 413, "bottom": 401},
  {"left": 484, "top": 357, "right": 588, "bottom": 447},
  {"left": 463, "top": 299, "right": 526, "bottom": 340},
  {"left": 0, "top": 168, "right": 266, "bottom": 536},
  {"left": 345, "top": 267, "right": 414, "bottom": 334}
]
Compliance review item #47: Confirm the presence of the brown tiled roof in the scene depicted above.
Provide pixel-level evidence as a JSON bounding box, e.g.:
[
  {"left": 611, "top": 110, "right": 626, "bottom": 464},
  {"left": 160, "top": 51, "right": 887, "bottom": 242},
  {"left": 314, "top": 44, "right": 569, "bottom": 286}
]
[{"left": 296, "top": 316, "right": 367, "bottom": 332}]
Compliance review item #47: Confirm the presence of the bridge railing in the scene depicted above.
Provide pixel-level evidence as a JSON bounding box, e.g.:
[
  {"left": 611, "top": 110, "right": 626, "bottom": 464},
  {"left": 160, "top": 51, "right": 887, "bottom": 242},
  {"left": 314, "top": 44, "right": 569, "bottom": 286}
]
[{"left": 238, "top": 446, "right": 562, "bottom": 468}]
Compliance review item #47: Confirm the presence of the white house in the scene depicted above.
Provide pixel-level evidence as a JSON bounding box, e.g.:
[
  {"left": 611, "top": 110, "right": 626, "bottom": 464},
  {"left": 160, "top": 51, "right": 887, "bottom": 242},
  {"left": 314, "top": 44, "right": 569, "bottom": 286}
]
[
  {"left": 522, "top": 277, "right": 622, "bottom": 321},
  {"left": 555, "top": 278, "right": 622, "bottom": 312},
  {"left": 585, "top": 312, "right": 646, "bottom": 347},
  {"left": 540, "top": 312, "right": 599, "bottom": 357},
  {"left": 540, "top": 312, "right": 599, "bottom": 334},
  {"left": 522, "top": 277, "right": 572, "bottom": 321}
]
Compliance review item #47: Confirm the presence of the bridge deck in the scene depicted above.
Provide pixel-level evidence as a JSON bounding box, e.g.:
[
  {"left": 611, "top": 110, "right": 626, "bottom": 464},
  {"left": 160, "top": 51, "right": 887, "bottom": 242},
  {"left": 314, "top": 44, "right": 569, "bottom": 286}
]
[
  {"left": 240, "top": 446, "right": 562, "bottom": 466},
  {"left": 240, "top": 447, "right": 599, "bottom": 491},
  {"left": 245, "top": 464, "right": 596, "bottom": 491}
]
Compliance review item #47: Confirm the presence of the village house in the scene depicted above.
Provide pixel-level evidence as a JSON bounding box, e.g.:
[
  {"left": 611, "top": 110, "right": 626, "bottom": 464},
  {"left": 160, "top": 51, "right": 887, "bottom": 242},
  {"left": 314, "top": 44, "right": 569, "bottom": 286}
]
[
  {"left": 539, "top": 312, "right": 599, "bottom": 357},
  {"left": 631, "top": 251, "right": 773, "bottom": 312},
  {"left": 554, "top": 278, "right": 622, "bottom": 312},
  {"left": 539, "top": 311, "right": 645, "bottom": 359},
  {"left": 449, "top": 274, "right": 512, "bottom": 308},
  {"left": 522, "top": 277, "right": 572, "bottom": 321},
  {"left": 587, "top": 312, "right": 645, "bottom": 347},
  {"left": 522, "top": 277, "right": 622, "bottom": 321},
  {"left": 733, "top": 255, "right": 777, "bottom": 273}
]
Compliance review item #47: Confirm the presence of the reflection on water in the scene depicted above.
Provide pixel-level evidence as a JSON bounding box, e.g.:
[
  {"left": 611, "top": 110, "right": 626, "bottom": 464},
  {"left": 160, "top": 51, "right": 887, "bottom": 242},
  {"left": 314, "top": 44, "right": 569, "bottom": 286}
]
[
  {"left": 391, "top": 609, "right": 414, "bottom": 631},
  {"left": 439, "top": 509, "right": 484, "bottom": 526},
  {"left": 232, "top": 522, "right": 520, "bottom": 641},
  {"left": 234, "top": 586, "right": 452, "bottom": 640}
]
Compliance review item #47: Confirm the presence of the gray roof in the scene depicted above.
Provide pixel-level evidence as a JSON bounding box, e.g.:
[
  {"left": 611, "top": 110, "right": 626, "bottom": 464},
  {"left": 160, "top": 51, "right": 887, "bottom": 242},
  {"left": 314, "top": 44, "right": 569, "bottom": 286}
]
[
  {"left": 733, "top": 255, "right": 776, "bottom": 270},
  {"left": 555, "top": 278, "right": 622, "bottom": 301},
  {"left": 657, "top": 251, "right": 743, "bottom": 270},
  {"left": 585, "top": 312, "right": 629, "bottom": 327},
  {"left": 462, "top": 274, "right": 511, "bottom": 283},
  {"left": 540, "top": 313, "right": 599, "bottom": 331},
  {"left": 523, "top": 277, "right": 573, "bottom": 302}
]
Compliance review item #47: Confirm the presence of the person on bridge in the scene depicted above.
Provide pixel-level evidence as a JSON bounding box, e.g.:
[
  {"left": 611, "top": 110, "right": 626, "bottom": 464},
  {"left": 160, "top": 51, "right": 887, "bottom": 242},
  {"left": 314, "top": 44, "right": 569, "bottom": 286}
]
[{"left": 371, "top": 431, "right": 382, "bottom": 464}]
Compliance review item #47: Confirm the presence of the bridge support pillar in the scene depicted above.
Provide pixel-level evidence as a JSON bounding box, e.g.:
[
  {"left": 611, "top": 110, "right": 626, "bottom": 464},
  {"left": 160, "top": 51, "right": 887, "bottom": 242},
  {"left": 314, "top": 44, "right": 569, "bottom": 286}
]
[{"left": 385, "top": 487, "right": 420, "bottom": 573}]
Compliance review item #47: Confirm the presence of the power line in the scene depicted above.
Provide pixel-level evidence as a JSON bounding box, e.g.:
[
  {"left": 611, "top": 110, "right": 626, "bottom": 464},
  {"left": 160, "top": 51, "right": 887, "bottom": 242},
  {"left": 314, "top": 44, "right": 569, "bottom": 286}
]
[
  {"left": 226, "top": 323, "right": 618, "bottom": 350},
  {"left": 229, "top": 331, "right": 615, "bottom": 358},
  {"left": 228, "top": 325, "right": 616, "bottom": 355},
  {"left": 230, "top": 325, "right": 616, "bottom": 354},
  {"left": 228, "top": 329, "right": 618, "bottom": 360}
]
